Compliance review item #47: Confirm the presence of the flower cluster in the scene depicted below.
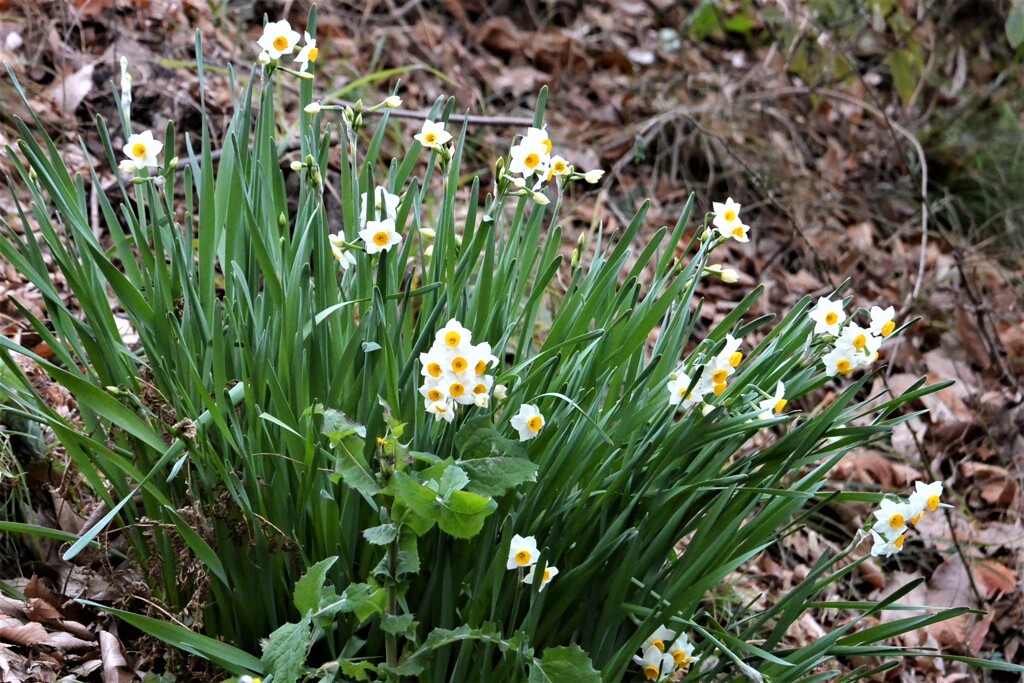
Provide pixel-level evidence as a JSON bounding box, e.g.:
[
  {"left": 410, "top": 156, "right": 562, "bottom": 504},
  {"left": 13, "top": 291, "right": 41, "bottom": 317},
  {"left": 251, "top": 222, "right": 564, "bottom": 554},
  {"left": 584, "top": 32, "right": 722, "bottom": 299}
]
[
  {"left": 507, "top": 533, "right": 558, "bottom": 591},
  {"left": 810, "top": 299, "right": 896, "bottom": 377},
  {"left": 633, "top": 625, "right": 699, "bottom": 681},
  {"left": 870, "top": 480, "right": 945, "bottom": 557},
  {"left": 667, "top": 334, "right": 743, "bottom": 409},
  {"left": 504, "top": 125, "right": 603, "bottom": 196},
  {"left": 257, "top": 20, "right": 317, "bottom": 72},
  {"left": 419, "top": 319, "right": 497, "bottom": 422},
  {"left": 711, "top": 197, "right": 750, "bottom": 242}
]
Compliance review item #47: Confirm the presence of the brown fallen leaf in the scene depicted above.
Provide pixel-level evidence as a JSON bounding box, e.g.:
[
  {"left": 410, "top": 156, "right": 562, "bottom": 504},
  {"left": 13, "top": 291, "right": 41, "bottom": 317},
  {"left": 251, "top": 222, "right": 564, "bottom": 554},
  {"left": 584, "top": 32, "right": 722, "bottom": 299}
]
[
  {"left": 971, "top": 559, "right": 1017, "bottom": 600},
  {"left": 23, "top": 598, "right": 60, "bottom": 625},
  {"left": 0, "top": 619, "right": 48, "bottom": 646},
  {"left": 99, "top": 630, "right": 131, "bottom": 683}
]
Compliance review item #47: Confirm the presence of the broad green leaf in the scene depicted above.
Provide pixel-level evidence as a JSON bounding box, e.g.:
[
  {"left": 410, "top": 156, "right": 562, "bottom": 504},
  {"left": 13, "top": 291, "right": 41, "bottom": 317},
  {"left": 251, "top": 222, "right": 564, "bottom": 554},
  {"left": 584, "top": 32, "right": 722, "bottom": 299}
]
[
  {"left": 455, "top": 415, "right": 527, "bottom": 459},
  {"left": 294, "top": 556, "right": 338, "bottom": 615},
  {"left": 363, "top": 523, "right": 399, "bottom": 545},
  {"left": 261, "top": 611, "right": 312, "bottom": 683},
  {"left": 459, "top": 456, "right": 539, "bottom": 497},
  {"left": 529, "top": 646, "right": 601, "bottom": 683},
  {"left": 340, "top": 660, "right": 377, "bottom": 681},
  {"left": 381, "top": 613, "right": 415, "bottom": 635}
]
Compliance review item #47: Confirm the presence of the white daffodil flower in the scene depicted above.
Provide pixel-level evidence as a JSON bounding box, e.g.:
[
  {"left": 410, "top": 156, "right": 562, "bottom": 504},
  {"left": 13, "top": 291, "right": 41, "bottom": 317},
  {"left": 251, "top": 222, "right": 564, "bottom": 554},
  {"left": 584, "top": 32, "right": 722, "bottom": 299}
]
[
  {"left": 361, "top": 186, "right": 401, "bottom": 225},
  {"left": 294, "top": 32, "right": 318, "bottom": 72},
  {"left": 510, "top": 403, "right": 545, "bottom": 441},
  {"left": 668, "top": 635, "right": 700, "bottom": 669},
  {"left": 583, "top": 168, "right": 604, "bottom": 183},
  {"left": 358, "top": 218, "right": 402, "bottom": 254},
  {"left": 426, "top": 399, "right": 455, "bottom": 423},
  {"left": 869, "top": 305, "right": 896, "bottom": 337},
  {"left": 822, "top": 345, "right": 858, "bottom": 377},
  {"left": 507, "top": 534, "right": 539, "bottom": 569},
  {"left": 414, "top": 120, "right": 452, "bottom": 149},
  {"left": 524, "top": 564, "right": 558, "bottom": 591},
  {"left": 808, "top": 296, "right": 846, "bottom": 335},
  {"left": 643, "top": 625, "right": 677, "bottom": 653},
  {"left": 633, "top": 645, "right": 676, "bottom": 681},
  {"left": 122, "top": 130, "right": 163, "bottom": 170},
  {"left": 712, "top": 197, "right": 742, "bottom": 231},
  {"left": 870, "top": 529, "right": 905, "bottom": 557},
  {"left": 758, "top": 381, "right": 787, "bottom": 420},
  {"left": 909, "top": 480, "right": 944, "bottom": 518},
  {"left": 327, "top": 234, "right": 356, "bottom": 270},
  {"left": 718, "top": 334, "right": 744, "bottom": 368},
  {"left": 257, "top": 20, "right": 301, "bottom": 59},
  {"left": 872, "top": 498, "right": 914, "bottom": 538},
  {"left": 509, "top": 136, "right": 550, "bottom": 179}
]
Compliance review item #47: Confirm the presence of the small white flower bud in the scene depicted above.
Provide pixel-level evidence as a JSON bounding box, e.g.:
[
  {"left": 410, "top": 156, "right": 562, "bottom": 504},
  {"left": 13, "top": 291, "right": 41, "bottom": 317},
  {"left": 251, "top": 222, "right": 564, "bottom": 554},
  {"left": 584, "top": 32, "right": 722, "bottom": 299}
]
[
  {"left": 532, "top": 191, "right": 550, "bottom": 206},
  {"left": 583, "top": 169, "right": 604, "bottom": 184},
  {"left": 118, "top": 159, "right": 136, "bottom": 174},
  {"left": 290, "top": 160, "right": 303, "bottom": 171},
  {"left": 424, "top": 245, "right": 434, "bottom": 259},
  {"left": 474, "top": 393, "right": 489, "bottom": 408},
  {"left": 304, "top": 101, "right": 322, "bottom": 114},
  {"left": 493, "top": 384, "right": 508, "bottom": 401},
  {"left": 701, "top": 403, "right": 715, "bottom": 416},
  {"left": 384, "top": 95, "right": 402, "bottom": 109},
  {"left": 257, "top": 51, "right": 272, "bottom": 66},
  {"left": 512, "top": 177, "right": 526, "bottom": 190},
  {"left": 297, "top": 71, "right": 314, "bottom": 80},
  {"left": 702, "top": 228, "right": 713, "bottom": 241},
  {"left": 720, "top": 268, "right": 739, "bottom": 283},
  {"left": 418, "top": 228, "right": 436, "bottom": 241}
]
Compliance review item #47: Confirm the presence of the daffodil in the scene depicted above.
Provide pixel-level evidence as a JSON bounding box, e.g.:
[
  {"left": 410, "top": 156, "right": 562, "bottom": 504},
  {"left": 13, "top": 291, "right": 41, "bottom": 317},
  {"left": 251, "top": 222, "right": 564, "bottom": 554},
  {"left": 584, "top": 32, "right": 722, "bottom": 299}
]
[
  {"left": 425, "top": 399, "right": 455, "bottom": 423},
  {"left": 706, "top": 355, "right": 735, "bottom": 387},
  {"left": 361, "top": 186, "right": 401, "bottom": 225},
  {"left": 436, "top": 318, "right": 473, "bottom": 349},
  {"left": 872, "top": 498, "right": 913, "bottom": 538},
  {"left": 493, "top": 384, "right": 508, "bottom": 401},
  {"left": 546, "top": 155, "right": 571, "bottom": 181},
  {"left": 509, "top": 136, "right": 550, "bottom": 179},
  {"left": 633, "top": 645, "right": 676, "bottom": 681},
  {"left": 667, "top": 372, "right": 707, "bottom": 408},
  {"left": 507, "top": 534, "right": 539, "bottom": 569},
  {"left": 510, "top": 403, "right": 545, "bottom": 441},
  {"left": 414, "top": 120, "right": 452, "bottom": 150},
  {"left": 869, "top": 305, "right": 896, "bottom": 338},
  {"left": 758, "top": 381, "right": 787, "bottom": 420},
  {"left": 384, "top": 95, "right": 402, "bottom": 108},
  {"left": 643, "top": 625, "right": 677, "bottom": 653},
  {"left": 909, "top": 480, "right": 944, "bottom": 517},
  {"left": 294, "top": 32, "right": 318, "bottom": 72},
  {"left": 122, "top": 130, "right": 163, "bottom": 170},
  {"left": 718, "top": 334, "right": 744, "bottom": 368},
  {"left": 712, "top": 197, "right": 742, "bottom": 231},
  {"left": 257, "top": 20, "right": 301, "bottom": 59},
  {"left": 870, "top": 529, "right": 905, "bottom": 558},
  {"left": 822, "top": 345, "right": 857, "bottom": 377},
  {"left": 328, "top": 234, "right": 356, "bottom": 270},
  {"left": 717, "top": 221, "right": 750, "bottom": 242},
  {"left": 809, "top": 296, "right": 846, "bottom": 335},
  {"left": 668, "top": 635, "right": 700, "bottom": 669},
  {"left": 358, "top": 218, "right": 402, "bottom": 254},
  {"left": 524, "top": 564, "right": 558, "bottom": 591}
]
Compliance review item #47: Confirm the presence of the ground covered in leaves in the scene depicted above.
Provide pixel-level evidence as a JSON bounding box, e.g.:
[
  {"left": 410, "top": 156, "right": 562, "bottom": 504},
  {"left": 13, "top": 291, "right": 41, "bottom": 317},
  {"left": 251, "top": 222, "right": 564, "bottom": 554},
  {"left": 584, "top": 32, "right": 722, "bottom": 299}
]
[{"left": 0, "top": 0, "right": 1022, "bottom": 681}]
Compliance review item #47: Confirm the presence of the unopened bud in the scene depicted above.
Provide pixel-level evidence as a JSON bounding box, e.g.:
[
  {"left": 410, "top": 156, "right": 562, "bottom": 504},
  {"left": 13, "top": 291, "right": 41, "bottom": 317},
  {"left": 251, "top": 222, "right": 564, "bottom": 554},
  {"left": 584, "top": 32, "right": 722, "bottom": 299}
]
[
  {"left": 304, "top": 101, "right": 322, "bottom": 115},
  {"left": 583, "top": 169, "right": 604, "bottom": 184},
  {"left": 418, "top": 228, "right": 436, "bottom": 241},
  {"left": 571, "top": 249, "right": 580, "bottom": 269},
  {"left": 290, "top": 160, "right": 303, "bottom": 171},
  {"left": 168, "top": 156, "right": 179, "bottom": 170},
  {"left": 720, "top": 268, "right": 739, "bottom": 284},
  {"left": 118, "top": 159, "right": 136, "bottom": 174},
  {"left": 532, "top": 191, "right": 550, "bottom": 206},
  {"left": 297, "top": 70, "right": 314, "bottom": 80},
  {"left": 492, "top": 384, "right": 508, "bottom": 401},
  {"left": 257, "top": 51, "right": 272, "bottom": 66},
  {"left": 384, "top": 95, "right": 402, "bottom": 109},
  {"left": 512, "top": 177, "right": 526, "bottom": 190},
  {"left": 153, "top": 176, "right": 166, "bottom": 188},
  {"left": 278, "top": 212, "right": 288, "bottom": 229},
  {"left": 474, "top": 393, "right": 489, "bottom": 408}
]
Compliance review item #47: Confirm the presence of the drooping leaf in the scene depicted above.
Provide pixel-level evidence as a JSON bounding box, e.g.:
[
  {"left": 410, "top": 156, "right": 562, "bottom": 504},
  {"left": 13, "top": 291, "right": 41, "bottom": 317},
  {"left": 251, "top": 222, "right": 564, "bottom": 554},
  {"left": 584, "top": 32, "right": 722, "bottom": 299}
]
[{"left": 528, "top": 645, "right": 601, "bottom": 683}]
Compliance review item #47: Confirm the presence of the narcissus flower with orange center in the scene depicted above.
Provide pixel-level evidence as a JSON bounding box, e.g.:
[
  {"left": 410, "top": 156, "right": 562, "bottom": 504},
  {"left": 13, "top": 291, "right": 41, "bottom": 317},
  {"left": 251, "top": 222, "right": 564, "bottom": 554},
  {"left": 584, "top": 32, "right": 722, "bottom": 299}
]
[
  {"left": 718, "top": 334, "right": 744, "bottom": 368},
  {"left": 425, "top": 399, "right": 455, "bottom": 423},
  {"left": 294, "top": 32, "right": 318, "bottom": 72},
  {"left": 822, "top": 345, "right": 857, "bottom": 377},
  {"left": 712, "top": 197, "right": 743, "bottom": 231},
  {"left": 872, "top": 498, "right": 913, "bottom": 538},
  {"left": 706, "top": 355, "right": 735, "bottom": 387},
  {"left": 358, "top": 218, "right": 401, "bottom": 254},
  {"left": 361, "top": 186, "right": 400, "bottom": 225},
  {"left": 909, "top": 480, "right": 944, "bottom": 521},
  {"left": 524, "top": 564, "right": 558, "bottom": 591},
  {"left": 257, "top": 20, "right": 301, "bottom": 59},
  {"left": 758, "top": 381, "right": 787, "bottom": 420},
  {"left": 507, "top": 534, "right": 539, "bottom": 569},
  {"left": 328, "top": 234, "right": 356, "bottom": 270},
  {"left": 414, "top": 120, "right": 452, "bottom": 150},
  {"left": 667, "top": 372, "right": 705, "bottom": 408},
  {"left": 717, "top": 221, "right": 750, "bottom": 243},
  {"left": 668, "top": 636, "right": 700, "bottom": 669},
  {"left": 869, "top": 305, "right": 897, "bottom": 338},
  {"left": 436, "top": 318, "right": 473, "bottom": 349},
  {"left": 508, "top": 136, "right": 550, "bottom": 179},
  {"left": 809, "top": 296, "right": 846, "bottom": 335},
  {"left": 546, "top": 155, "right": 571, "bottom": 181},
  {"left": 510, "top": 403, "right": 545, "bottom": 441},
  {"left": 870, "top": 529, "right": 905, "bottom": 557},
  {"left": 122, "top": 130, "right": 163, "bottom": 170},
  {"left": 642, "top": 625, "right": 677, "bottom": 653},
  {"left": 633, "top": 645, "right": 676, "bottom": 681}
]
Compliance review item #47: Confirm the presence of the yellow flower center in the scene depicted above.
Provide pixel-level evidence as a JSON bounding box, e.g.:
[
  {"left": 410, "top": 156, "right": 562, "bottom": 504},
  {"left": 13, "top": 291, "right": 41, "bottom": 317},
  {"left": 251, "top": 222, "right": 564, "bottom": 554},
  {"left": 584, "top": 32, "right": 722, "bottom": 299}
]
[
  {"left": 927, "top": 494, "right": 940, "bottom": 512},
  {"left": 644, "top": 665, "right": 660, "bottom": 680},
  {"left": 373, "top": 231, "right": 390, "bottom": 246},
  {"left": 524, "top": 153, "right": 540, "bottom": 169},
  {"left": 853, "top": 334, "right": 867, "bottom": 350},
  {"left": 888, "top": 513, "right": 905, "bottom": 530},
  {"left": 825, "top": 312, "right": 839, "bottom": 326},
  {"left": 475, "top": 360, "right": 487, "bottom": 375},
  {"left": 308, "top": 47, "right": 319, "bottom": 62},
  {"left": 427, "top": 363, "right": 442, "bottom": 378},
  {"left": 473, "top": 383, "right": 487, "bottom": 394},
  {"left": 723, "top": 209, "right": 737, "bottom": 222},
  {"left": 713, "top": 382, "right": 727, "bottom": 396},
  {"left": 452, "top": 357, "right": 468, "bottom": 373},
  {"left": 541, "top": 139, "right": 552, "bottom": 154},
  {"left": 515, "top": 549, "right": 531, "bottom": 566},
  {"left": 527, "top": 416, "right": 543, "bottom": 432},
  {"left": 651, "top": 640, "right": 665, "bottom": 652},
  {"left": 272, "top": 36, "right": 289, "bottom": 52},
  {"left": 445, "top": 331, "right": 461, "bottom": 347},
  {"left": 729, "top": 351, "right": 743, "bottom": 367},
  {"left": 553, "top": 160, "right": 567, "bottom": 174},
  {"left": 881, "top": 320, "right": 895, "bottom": 337},
  {"left": 731, "top": 225, "right": 745, "bottom": 238},
  {"left": 711, "top": 369, "right": 729, "bottom": 384},
  {"left": 449, "top": 383, "right": 465, "bottom": 398},
  {"left": 424, "top": 132, "right": 437, "bottom": 144},
  {"left": 427, "top": 389, "right": 442, "bottom": 402},
  {"left": 131, "top": 142, "right": 147, "bottom": 158},
  {"left": 774, "top": 398, "right": 787, "bottom": 413},
  {"left": 895, "top": 534, "right": 906, "bottom": 550},
  {"left": 672, "top": 651, "right": 691, "bottom": 667},
  {"left": 836, "top": 359, "right": 852, "bottom": 375},
  {"left": 910, "top": 511, "right": 924, "bottom": 525}
]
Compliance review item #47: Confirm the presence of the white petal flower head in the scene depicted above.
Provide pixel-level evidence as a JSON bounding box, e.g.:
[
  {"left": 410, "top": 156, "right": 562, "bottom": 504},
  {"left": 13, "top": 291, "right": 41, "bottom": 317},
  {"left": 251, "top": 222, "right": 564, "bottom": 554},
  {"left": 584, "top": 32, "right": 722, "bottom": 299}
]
[
  {"left": 716, "top": 221, "right": 750, "bottom": 243},
  {"left": 524, "top": 564, "right": 558, "bottom": 591},
  {"left": 294, "top": 32, "right": 319, "bottom": 72},
  {"left": 870, "top": 529, "right": 905, "bottom": 558},
  {"left": 706, "top": 355, "right": 735, "bottom": 387},
  {"left": 809, "top": 296, "right": 846, "bottom": 335},
  {"left": 712, "top": 197, "right": 742, "bottom": 228},
  {"left": 258, "top": 20, "right": 302, "bottom": 59},
  {"left": 426, "top": 399, "right": 455, "bottom": 423},
  {"left": 361, "top": 186, "right": 401, "bottom": 225},
  {"left": 667, "top": 372, "right": 695, "bottom": 407},
  {"left": 758, "top": 381, "right": 787, "bottom": 420},
  {"left": 414, "top": 120, "right": 452, "bottom": 149},
  {"left": 643, "top": 625, "right": 677, "bottom": 653},
  {"left": 718, "top": 334, "right": 744, "bottom": 368},
  {"left": 508, "top": 136, "right": 551, "bottom": 178},
  {"left": 523, "top": 126, "right": 553, "bottom": 153},
  {"left": 633, "top": 645, "right": 676, "bottom": 681},
  {"left": 822, "top": 345, "right": 857, "bottom": 377},
  {"left": 510, "top": 403, "right": 545, "bottom": 441},
  {"left": 328, "top": 235, "right": 357, "bottom": 270},
  {"left": 838, "top": 322, "right": 875, "bottom": 356},
  {"left": 358, "top": 218, "right": 402, "bottom": 254},
  {"left": 546, "top": 155, "right": 572, "bottom": 181},
  {"left": 493, "top": 384, "right": 508, "bottom": 401},
  {"left": 507, "top": 534, "right": 539, "bottom": 569},
  {"left": 910, "top": 480, "right": 944, "bottom": 515},
  {"left": 669, "top": 636, "right": 700, "bottom": 668},
  {"left": 869, "top": 305, "right": 897, "bottom": 338},
  {"left": 436, "top": 318, "right": 473, "bottom": 350},
  {"left": 123, "top": 130, "right": 163, "bottom": 170},
  {"left": 872, "top": 498, "right": 913, "bottom": 538}
]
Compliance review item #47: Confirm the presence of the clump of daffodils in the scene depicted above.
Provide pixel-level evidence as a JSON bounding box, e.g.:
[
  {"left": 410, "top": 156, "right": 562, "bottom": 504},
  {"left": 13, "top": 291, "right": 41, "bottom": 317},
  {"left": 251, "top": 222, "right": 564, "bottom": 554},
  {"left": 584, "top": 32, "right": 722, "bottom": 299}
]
[
  {"left": 256, "top": 20, "right": 318, "bottom": 75},
  {"left": 419, "top": 319, "right": 497, "bottom": 422},
  {"left": 667, "top": 334, "right": 744, "bottom": 410},
  {"left": 502, "top": 125, "right": 603, "bottom": 195},
  {"left": 633, "top": 625, "right": 700, "bottom": 680},
  {"left": 811, "top": 299, "right": 896, "bottom": 377},
  {"left": 870, "top": 480, "right": 947, "bottom": 558},
  {"left": 507, "top": 533, "right": 558, "bottom": 591}
]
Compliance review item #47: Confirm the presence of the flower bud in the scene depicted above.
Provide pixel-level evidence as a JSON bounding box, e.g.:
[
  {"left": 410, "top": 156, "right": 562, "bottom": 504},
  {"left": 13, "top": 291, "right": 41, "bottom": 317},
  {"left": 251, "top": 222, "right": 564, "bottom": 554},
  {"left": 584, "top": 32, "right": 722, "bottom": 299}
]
[
  {"left": 257, "top": 51, "right": 272, "bottom": 66},
  {"left": 304, "top": 101, "right": 322, "bottom": 115},
  {"left": 583, "top": 169, "right": 604, "bottom": 184},
  {"left": 493, "top": 384, "right": 508, "bottom": 401},
  {"left": 290, "top": 160, "right": 303, "bottom": 172},
  {"left": 418, "top": 228, "right": 436, "bottom": 241},
  {"left": 167, "top": 156, "right": 179, "bottom": 170},
  {"left": 118, "top": 159, "right": 136, "bottom": 174},
  {"left": 512, "top": 177, "right": 526, "bottom": 190},
  {"left": 532, "top": 191, "right": 550, "bottom": 206},
  {"left": 474, "top": 393, "right": 489, "bottom": 408},
  {"left": 297, "top": 70, "right": 314, "bottom": 80},
  {"left": 720, "top": 268, "right": 739, "bottom": 284},
  {"left": 384, "top": 95, "right": 402, "bottom": 109}
]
